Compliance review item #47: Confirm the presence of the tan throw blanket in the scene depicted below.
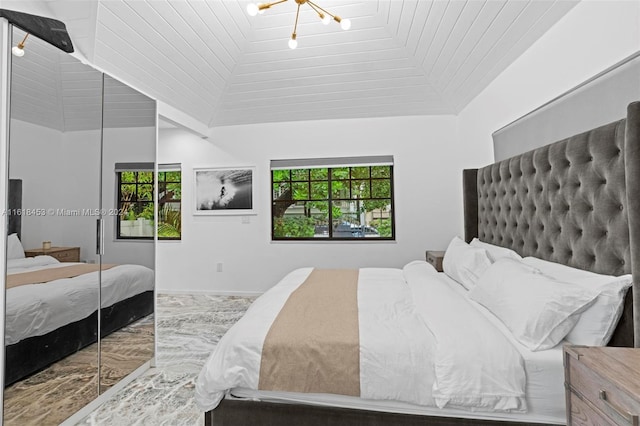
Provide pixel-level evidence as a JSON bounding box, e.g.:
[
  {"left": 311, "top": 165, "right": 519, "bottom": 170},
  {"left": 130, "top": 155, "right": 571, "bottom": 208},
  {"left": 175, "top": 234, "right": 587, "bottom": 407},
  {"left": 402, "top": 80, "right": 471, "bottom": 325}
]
[
  {"left": 7, "top": 264, "right": 117, "bottom": 289},
  {"left": 258, "top": 268, "right": 361, "bottom": 396}
]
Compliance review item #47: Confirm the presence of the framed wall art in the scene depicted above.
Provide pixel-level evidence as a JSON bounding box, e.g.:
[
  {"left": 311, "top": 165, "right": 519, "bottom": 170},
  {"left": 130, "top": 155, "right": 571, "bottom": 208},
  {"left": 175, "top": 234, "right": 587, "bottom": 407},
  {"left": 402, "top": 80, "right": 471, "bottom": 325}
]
[{"left": 193, "top": 166, "right": 256, "bottom": 215}]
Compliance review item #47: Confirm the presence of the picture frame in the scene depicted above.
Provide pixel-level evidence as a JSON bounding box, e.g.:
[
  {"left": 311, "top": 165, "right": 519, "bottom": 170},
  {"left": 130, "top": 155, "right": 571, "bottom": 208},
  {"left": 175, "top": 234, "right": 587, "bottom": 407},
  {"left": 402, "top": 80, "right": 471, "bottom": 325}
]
[{"left": 193, "top": 166, "right": 257, "bottom": 215}]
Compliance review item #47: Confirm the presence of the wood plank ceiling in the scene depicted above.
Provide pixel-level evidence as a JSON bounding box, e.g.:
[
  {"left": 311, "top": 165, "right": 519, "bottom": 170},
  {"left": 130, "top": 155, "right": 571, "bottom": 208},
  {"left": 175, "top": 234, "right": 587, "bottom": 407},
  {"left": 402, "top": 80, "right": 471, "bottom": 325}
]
[
  {"left": 18, "top": 0, "right": 579, "bottom": 129},
  {"left": 10, "top": 27, "right": 156, "bottom": 132}
]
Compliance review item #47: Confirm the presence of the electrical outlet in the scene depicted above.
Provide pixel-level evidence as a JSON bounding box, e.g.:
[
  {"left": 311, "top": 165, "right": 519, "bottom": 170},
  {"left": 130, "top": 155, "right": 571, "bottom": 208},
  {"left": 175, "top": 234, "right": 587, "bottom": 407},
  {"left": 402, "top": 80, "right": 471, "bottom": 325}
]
[
  {"left": 241, "top": 216, "right": 250, "bottom": 224},
  {"left": 216, "top": 262, "right": 223, "bottom": 272}
]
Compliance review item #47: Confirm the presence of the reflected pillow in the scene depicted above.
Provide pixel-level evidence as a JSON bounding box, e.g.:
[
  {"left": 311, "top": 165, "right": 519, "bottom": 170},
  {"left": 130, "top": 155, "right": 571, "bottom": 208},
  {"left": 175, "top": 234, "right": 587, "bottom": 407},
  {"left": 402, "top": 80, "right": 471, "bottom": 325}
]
[
  {"left": 443, "top": 236, "right": 492, "bottom": 290},
  {"left": 522, "top": 257, "right": 632, "bottom": 346},
  {"left": 7, "top": 233, "right": 25, "bottom": 260},
  {"left": 469, "top": 259, "right": 598, "bottom": 351},
  {"left": 470, "top": 238, "right": 522, "bottom": 263}
]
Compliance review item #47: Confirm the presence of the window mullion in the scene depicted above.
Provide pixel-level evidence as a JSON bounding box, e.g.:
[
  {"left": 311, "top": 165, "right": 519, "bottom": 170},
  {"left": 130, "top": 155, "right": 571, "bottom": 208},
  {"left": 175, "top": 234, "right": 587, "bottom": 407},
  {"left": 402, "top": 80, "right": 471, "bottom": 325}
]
[{"left": 328, "top": 168, "right": 333, "bottom": 239}]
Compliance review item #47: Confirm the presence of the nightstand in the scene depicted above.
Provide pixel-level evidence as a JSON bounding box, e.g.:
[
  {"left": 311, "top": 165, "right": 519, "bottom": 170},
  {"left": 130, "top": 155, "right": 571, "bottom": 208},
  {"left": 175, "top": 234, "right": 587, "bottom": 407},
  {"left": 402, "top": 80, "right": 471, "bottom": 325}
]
[
  {"left": 24, "top": 246, "right": 80, "bottom": 263},
  {"left": 425, "top": 250, "right": 445, "bottom": 272},
  {"left": 564, "top": 345, "right": 640, "bottom": 425}
]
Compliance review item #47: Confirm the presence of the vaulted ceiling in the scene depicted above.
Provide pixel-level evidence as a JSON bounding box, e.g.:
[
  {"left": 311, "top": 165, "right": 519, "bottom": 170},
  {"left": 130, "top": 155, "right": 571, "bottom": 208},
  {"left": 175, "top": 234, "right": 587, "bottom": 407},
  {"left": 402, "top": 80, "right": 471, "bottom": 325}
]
[
  {"left": 10, "top": 28, "right": 157, "bottom": 131},
  {"left": 7, "top": 0, "right": 579, "bottom": 129}
]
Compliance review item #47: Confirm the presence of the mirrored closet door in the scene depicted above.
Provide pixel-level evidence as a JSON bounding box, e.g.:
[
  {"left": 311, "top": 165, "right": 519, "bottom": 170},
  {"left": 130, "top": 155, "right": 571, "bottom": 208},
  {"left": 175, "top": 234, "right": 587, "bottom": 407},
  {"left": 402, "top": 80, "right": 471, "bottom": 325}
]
[
  {"left": 4, "top": 26, "right": 102, "bottom": 425},
  {"left": 99, "top": 75, "right": 156, "bottom": 393},
  {"left": 2, "top": 23, "right": 156, "bottom": 424}
]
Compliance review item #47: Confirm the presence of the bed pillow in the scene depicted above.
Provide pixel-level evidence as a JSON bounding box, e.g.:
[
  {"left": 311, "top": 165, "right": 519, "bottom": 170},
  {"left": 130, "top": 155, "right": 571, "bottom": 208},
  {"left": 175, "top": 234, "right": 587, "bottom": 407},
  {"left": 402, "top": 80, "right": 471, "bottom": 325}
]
[
  {"left": 469, "top": 259, "right": 599, "bottom": 351},
  {"left": 469, "top": 238, "right": 522, "bottom": 263},
  {"left": 7, "top": 233, "right": 25, "bottom": 260},
  {"left": 522, "top": 257, "right": 632, "bottom": 346},
  {"left": 442, "top": 236, "right": 492, "bottom": 290}
]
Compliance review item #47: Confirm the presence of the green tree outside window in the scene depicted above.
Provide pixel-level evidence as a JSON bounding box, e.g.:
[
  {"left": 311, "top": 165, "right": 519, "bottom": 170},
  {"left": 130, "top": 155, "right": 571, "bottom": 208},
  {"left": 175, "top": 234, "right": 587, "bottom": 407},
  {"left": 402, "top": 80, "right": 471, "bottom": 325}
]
[
  {"left": 117, "top": 168, "right": 182, "bottom": 240},
  {"left": 271, "top": 164, "right": 394, "bottom": 240}
]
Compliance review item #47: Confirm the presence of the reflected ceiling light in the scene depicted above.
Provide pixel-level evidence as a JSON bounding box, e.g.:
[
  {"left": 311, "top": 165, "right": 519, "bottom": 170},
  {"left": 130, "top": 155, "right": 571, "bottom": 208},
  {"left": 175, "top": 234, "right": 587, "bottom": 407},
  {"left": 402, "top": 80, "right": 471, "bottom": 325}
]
[
  {"left": 246, "top": 0, "right": 351, "bottom": 49},
  {"left": 11, "top": 33, "right": 29, "bottom": 57}
]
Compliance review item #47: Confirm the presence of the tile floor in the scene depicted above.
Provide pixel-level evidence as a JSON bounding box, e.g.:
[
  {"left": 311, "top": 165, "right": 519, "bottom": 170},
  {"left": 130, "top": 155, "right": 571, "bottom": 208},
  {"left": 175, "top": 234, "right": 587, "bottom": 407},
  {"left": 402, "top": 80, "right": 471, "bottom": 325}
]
[{"left": 77, "top": 294, "right": 255, "bottom": 426}]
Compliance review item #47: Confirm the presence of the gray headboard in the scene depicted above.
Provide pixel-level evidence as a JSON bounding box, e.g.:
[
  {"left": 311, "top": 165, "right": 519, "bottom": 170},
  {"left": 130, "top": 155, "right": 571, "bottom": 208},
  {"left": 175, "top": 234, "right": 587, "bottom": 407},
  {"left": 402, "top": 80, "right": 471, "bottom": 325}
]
[
  {"left": 464, "top": 101, "right": 640, "bottom": 348},
  {"left": 8, "top": 179, "right": 22, "bottom": 239}
]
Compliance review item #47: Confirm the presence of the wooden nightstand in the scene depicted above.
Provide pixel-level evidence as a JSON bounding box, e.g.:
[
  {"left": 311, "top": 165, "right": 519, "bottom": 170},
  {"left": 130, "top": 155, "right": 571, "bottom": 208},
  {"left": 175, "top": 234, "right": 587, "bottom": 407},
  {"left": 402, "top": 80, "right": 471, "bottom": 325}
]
[
  {"left": 24, "top": 246, "right": 80, "bottom": 263},
  {"left": 564, "top": 345, "right": 640, "bottom": 425},
  {"left": 425, "top": 250, "right": 445, "bottom": 272}
]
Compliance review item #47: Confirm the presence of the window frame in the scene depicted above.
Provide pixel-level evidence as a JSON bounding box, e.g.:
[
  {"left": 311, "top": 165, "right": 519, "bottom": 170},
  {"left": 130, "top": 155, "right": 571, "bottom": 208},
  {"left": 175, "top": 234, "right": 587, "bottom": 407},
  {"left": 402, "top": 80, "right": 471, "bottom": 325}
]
[
  {"left": 116, "top": 170, "right": 155, "bottom": 241},
  {"left": 157, "top": 167, "right": 182, "bottom": 241},
  {"left": 271, "top": 163, "right": 395, "bottom": 241}
]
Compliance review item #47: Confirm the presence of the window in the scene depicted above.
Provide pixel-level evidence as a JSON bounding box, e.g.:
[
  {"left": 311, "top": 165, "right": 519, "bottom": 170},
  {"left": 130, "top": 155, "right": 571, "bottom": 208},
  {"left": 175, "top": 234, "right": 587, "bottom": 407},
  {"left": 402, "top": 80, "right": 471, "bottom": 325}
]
[
  {"left": 158, "top": 165, "right": 182, "bottom": 240},
  {"left": 271, "top": 156, "right": 394, "bottom": 240},
  {"left": 115, "top": 163, "right": 182, "bottom": 240}
]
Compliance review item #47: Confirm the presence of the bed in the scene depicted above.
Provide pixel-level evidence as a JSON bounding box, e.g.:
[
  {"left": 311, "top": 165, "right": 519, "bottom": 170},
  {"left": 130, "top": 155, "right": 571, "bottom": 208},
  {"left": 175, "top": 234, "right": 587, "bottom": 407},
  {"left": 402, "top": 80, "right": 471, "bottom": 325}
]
[
  {"left": 196, "top": 100, "right": 639, "bottom": 425},
  {"left": 3, "top": 183, "right": 155, "bottom": 386}
]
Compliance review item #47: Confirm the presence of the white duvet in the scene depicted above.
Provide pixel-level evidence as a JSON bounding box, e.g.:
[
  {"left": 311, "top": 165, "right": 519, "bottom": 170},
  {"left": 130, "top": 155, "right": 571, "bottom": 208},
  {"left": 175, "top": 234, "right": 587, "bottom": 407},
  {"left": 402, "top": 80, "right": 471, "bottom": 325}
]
[
  {"left": 5, "top": 255, "right": 154, "bottom": 345},
  {"left": 195, "top": 261, "right": 527, "bottom": 414}
]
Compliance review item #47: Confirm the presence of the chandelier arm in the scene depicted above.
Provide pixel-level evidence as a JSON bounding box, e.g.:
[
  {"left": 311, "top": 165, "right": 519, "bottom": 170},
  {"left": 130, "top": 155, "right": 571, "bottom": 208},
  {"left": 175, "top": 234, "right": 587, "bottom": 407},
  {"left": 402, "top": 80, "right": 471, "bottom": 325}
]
[
  {"left": 306, "top": 2, "right": 329, "bottom": 19},
  {"left": 306, "top": 2, "right": 322, "bottom": 15},
  {"left": 306, "top": 1, "right": 335, "bottom": 18},
  {"left": 260, "top": 0, "right": 288, "bottom": 11},
  {"left": 18, "top": 33, "right": 29, "bottom": 48},
  {"left": 292, "top": 2, "right": 302, "bottom": 36}
]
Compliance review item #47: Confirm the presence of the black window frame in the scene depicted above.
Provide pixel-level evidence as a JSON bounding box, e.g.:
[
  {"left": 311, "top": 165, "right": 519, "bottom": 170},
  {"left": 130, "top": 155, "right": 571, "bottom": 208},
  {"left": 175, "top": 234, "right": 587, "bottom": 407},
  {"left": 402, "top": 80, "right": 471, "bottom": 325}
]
[
  {"left": 116, "top": 170, "right": 155, "bottom": 240},
  {"left": 157, "top": 168, "right": 182, "bottom": 241},
  {"left": 271, "top": 164, "right": 395, "bottom": 241}
]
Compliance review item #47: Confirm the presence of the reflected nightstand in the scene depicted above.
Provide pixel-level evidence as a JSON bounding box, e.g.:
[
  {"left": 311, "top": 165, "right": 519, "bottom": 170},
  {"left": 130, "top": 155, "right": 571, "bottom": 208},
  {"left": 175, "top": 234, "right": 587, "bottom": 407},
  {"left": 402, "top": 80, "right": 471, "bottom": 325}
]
[
  {"left": 25, "top": 246, "right": 80, "bottom": 262},
  {"left": 425, "top": 250, "right": 445, "bottom": 272}
]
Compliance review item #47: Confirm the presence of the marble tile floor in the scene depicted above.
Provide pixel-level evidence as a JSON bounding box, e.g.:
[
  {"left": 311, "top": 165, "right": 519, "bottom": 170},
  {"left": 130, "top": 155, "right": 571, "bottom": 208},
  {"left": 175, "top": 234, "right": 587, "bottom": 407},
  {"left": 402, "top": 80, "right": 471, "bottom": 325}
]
[
  {"left": 77, "top": 294, "right": 256, "bottom": 426},
  {"left": 4, "top": 315, "right": 154, "bottom": 426}
]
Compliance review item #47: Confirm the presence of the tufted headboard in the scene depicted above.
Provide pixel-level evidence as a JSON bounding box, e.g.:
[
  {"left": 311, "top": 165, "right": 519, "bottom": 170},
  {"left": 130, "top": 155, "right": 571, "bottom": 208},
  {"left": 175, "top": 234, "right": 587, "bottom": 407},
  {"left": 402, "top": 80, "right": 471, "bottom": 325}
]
[
  {"left": 8, "top": 179, "right": 22, "bottom": 239},
  {"left": 463, "top": 101, "right": 640, "bottom": 348}
]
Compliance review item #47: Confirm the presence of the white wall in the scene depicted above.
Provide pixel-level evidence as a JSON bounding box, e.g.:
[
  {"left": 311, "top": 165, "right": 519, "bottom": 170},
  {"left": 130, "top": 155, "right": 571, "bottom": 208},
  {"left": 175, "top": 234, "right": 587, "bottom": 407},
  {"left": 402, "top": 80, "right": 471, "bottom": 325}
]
[
  {"left": 9, "top": 120, "right": 65, "bottom": 249},
  {"left": 458, "top": 0, "right": 640, "bottom": 159},
  {"left": 8, "top": 120, "right": 155, "bottom": 268},
  {"left": 8, "top": 120, "right": 102, "bottom": 259},
  {"left": 58, "top": 128, "right": 102, "bottom": 262},
  {"left": 101, "top": 126, "right": 156, "bottom": 269},
  {"left": 157, "top": 115, "right": 489, "bottom": 294}
]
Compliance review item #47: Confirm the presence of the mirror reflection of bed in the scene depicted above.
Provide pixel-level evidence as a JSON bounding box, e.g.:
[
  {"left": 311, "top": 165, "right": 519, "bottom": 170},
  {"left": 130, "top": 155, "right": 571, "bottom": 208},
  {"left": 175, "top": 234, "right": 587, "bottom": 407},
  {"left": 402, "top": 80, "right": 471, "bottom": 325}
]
[{"left": 3, "top": 26, "right": 155, "bottom": 425}]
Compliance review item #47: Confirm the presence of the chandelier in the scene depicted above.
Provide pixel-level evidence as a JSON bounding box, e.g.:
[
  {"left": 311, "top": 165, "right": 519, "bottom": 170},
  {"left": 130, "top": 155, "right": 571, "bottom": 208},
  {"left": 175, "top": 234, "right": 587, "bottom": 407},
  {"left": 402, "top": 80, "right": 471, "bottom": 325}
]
[
  {"left": 246, "top": 0, "right": 351, "bottom": 49},
  {"left": 12, "top": 33, "right": 29, "bottom": 57}
]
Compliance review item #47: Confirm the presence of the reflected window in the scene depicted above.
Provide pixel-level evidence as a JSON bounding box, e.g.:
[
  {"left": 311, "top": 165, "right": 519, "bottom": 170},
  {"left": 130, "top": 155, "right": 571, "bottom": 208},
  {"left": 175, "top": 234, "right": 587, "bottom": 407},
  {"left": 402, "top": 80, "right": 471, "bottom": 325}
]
[
  {"left": 117, "top": 168, "right": 154, "bottom": 240},
  {"left": 158, "top": 165, "right": 182, "bottom": 240},
  {"left": 271, "top": 157, "right": 395, "bottom": 240},
  {"left": 115, "top": 163, "right": 182, "bottom": 240}
]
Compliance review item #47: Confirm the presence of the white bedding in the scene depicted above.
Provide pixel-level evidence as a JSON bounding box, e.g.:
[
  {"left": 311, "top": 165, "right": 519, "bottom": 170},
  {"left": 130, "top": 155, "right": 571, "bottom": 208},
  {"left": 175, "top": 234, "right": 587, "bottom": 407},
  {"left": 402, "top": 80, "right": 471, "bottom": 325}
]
[
  {"left": 5, "top": 255, "right": 154, "bottom": 345},
  {"left": 195, "top": 262, "right": 564, "bottom": 421}
]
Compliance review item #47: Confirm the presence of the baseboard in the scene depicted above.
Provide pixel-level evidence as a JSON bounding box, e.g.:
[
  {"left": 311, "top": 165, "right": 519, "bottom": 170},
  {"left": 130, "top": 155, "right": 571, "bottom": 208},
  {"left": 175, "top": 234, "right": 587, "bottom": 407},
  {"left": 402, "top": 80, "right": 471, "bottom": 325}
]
[
  {"left": 157, "top": 289, "right": 264, "bottom": 297},
  {"left": 60, "top": 360, "right": 152, "bottom": 426}
]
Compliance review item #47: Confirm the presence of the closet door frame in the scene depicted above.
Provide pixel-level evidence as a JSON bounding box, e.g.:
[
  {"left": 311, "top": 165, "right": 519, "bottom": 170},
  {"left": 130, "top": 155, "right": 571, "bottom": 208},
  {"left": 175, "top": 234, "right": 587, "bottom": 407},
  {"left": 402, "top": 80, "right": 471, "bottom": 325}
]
[{"left": 0, "top": 17, "right": 13, "bottom": 419}]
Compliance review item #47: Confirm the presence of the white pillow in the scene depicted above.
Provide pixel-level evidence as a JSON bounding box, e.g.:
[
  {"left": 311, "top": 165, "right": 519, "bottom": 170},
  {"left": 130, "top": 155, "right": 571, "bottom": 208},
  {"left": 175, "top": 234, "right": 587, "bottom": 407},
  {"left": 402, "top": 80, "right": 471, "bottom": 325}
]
[
  {"left": 7, "top": 233, "right": 25, "bottom": 260},
  {"left": 442, "top": 236, "right": 492, "bottom": 290},
  {"left": 522, "top": 257, "right": 632, "bottom": 346},
  {"left": 469, "top": 259, "right": 598, "bottom": 351},
  {"left": 470, "top": 238, "right": 522, "bottom": 263}
]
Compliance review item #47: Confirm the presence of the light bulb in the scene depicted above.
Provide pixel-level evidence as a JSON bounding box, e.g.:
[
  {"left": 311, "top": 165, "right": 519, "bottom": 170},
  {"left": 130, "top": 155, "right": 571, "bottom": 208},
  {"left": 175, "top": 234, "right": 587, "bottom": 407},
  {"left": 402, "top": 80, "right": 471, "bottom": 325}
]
[
  {"left": 247, "top": 3, "right": 259, "bottom": 16},
  {"left": 11, "top": 46, "right": 24, "bottom": 57},
  {"left": 321, "top": 14, "right": 331, "bottom": 25},
  {"left": 340, "top": 18, "right": 351, "bottom": 30},
  {"left": 288, "top": 38, "right": 298, "bottom": 49}
]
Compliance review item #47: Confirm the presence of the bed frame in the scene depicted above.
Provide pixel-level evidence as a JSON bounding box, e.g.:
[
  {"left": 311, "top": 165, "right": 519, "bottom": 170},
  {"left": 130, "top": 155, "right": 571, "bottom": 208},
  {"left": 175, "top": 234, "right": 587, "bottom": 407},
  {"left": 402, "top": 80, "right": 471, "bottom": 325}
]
[
  {"left": 4, "top": 179, "right": 155, "bottom": 386},
  {"left": 4, "top": 290, "right": 153, "bottom": 386},
  {"left": 205, "top": 101, "right": 640, "bottom": 426}
]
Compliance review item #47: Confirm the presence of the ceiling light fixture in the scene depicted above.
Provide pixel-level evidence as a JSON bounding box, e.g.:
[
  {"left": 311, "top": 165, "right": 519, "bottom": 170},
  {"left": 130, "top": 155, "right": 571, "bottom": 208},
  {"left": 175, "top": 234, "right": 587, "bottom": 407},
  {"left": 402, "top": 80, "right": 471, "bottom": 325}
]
[
  {"left": 246, "top": 0, "right": 351, "bottom": 49},
  {"left": 11, "top": 33, "right": 29, "bottom": 57}
]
